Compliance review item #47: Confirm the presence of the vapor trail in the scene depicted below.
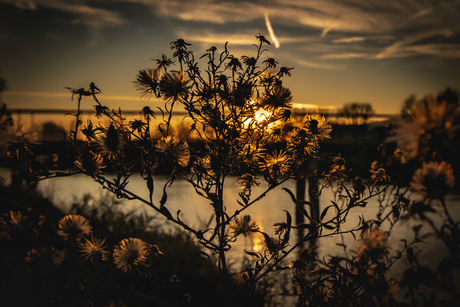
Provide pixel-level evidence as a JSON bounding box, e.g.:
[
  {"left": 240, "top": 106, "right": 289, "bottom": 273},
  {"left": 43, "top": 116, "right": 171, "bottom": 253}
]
[{"left": 264, "top": 12, "right": 280, "bottom": 48}]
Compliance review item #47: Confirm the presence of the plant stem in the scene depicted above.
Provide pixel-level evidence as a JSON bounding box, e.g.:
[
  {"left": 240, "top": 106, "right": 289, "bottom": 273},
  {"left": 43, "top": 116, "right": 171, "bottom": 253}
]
[
  {"left": 441, "top": 198, "right": 455, "bottom": 225},
  {"left": 73, "top": 94, "right": 82, "bottom": 146}
]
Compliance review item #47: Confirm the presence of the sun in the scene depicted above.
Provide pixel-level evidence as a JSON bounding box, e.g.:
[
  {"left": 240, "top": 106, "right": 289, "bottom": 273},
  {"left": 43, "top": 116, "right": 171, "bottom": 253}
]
[
  {"left": 254, "top": 109, "right": 270, "bottom": 123},
  {"left": 243, "top": 109, "right": 270, "bottom": 127}
]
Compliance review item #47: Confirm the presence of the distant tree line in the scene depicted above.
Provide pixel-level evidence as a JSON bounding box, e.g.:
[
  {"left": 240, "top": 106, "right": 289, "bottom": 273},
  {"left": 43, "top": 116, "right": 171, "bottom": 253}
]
[{"left": 337, "top": 102, "right": 375, "bottom": 125}]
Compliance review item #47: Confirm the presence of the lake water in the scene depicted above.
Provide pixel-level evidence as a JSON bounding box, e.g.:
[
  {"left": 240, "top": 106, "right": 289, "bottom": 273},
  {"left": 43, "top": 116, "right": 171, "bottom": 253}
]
[
  {"left": 2, "top": 169, "right": 460, "bottom": 303},
  {"left": 34, "top": 174, "right": 460, "bottom": 269}
]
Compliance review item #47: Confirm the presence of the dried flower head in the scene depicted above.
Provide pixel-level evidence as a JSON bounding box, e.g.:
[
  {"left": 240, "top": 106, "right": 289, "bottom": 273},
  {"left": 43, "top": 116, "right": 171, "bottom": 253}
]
[
  {"left": 75, "top": 150, "right": 105, "bottom": 176},
  {"left": 263, "top": 58, "right": 278, "bottom": 69},
  {"left": 81, "top": 121, "right": 98, "bottom": 141},
  {"left": 5, "top": 126, "right": 39, "bottom": 160},
  {"left": 99, "top": 124, "right": 124, "bottom": 158},
  {"left": 159, "top": 71, "right": 190, "bottom": 101},
  {"left": 8, "top": 211, "right": 23, "bottom": 229},
  {"left": 262, "top": 85, "right": 293, "bottom": 109},
  {"left": 285, "top": 126, "right": 318, "bottom": 156},
  {"left": 140, "top": 106, "right": 156, "bottom": 119},
  {"left": 274, "top": 222, "right": 289, "bottom": 236},
  {"left": 57, "top": 214, "right": 92, "bottom": 242},
  {"left": 78, "top": 235, "right": 109, "bottom": 263},
  {"left": 260, "top": 150, "right": 290, "bottom": 180},
  {"left": 331, "top": 156, "right": 346, "bottom": 173},
  {"left": 393, "top": 97, "right": 458, "bottom": 163},
  {"left": 25, "top": 247, "right": 67, "bottom": 266},
  {"left": 129, "top": 119, "right": 146, "bottom": 133},
  {"left": 370, "top": 168, "right": 391, "bottom": 184},
  {"left": 359, "top": 229, "right": 388, "bottom": 260},
  {"left": 155, "top": 136, "right": 190, "bottom": 167},
  {"left": 265, "top": 236, "right": 283, "bottom": 255},
  {"left": 303, "top": 114, "right": 332, "bottom": 141},
  {"left": 231, "top": 81, "right": 252, "bottom": 107},
  {"left": 0, "top": 211, "right": 23, "bottom": 240},
  {"left": 135, "top": 68, "right": 160, "bottom": 98},
  {"left": 226, "top": 56, "right": 243, "bottom": 72},
  {"left": 230, "top": 215, "right": 259, "bottom": 238},
  {"left": 236, "top": 173, "right": 260, "bottom": 191},
  {"left": 410, "top": 161, "right": 455, "bottom": 203},
  {"left": 290, "top": 260, "right": 308, "bottom": 278},
  {"left": 352, "top": 177, "right": 366, "bottom": 198},
  {"left": 324, "top": 156, "right": 347, "bottom": 186},
  {"left": 113, "top": 238, "right": 150, "bottom": 272}
]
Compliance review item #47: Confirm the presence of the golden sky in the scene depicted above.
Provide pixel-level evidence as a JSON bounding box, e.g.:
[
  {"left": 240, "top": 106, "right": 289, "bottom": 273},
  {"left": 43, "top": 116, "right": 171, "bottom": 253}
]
[{"left": 1, "top": 0, "right": 460, "bottom": 114}]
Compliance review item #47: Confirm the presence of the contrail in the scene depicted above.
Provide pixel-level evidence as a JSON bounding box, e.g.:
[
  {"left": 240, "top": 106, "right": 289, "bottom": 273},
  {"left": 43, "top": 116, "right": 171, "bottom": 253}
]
[{"left": 264, "top": 12, "right": 280, "bottom": 48}]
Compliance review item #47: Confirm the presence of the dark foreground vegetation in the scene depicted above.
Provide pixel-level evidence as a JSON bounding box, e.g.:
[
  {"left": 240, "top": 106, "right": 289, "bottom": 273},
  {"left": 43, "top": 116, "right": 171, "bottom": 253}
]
[{"left": 1, "top": 183, "right": 265, "bottom": 306}]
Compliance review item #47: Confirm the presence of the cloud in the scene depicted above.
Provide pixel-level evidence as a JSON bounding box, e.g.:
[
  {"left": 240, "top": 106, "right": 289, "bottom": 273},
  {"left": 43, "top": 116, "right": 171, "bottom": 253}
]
[
  {"left": 375, "top": 29, "right": 457, "bottom": 59},
  {"left": 393, "top": 44, "right": 460, "bottom": 58},
  {"left": 123, "top": 0, "right": 261, "bottom": 24},
  {"left": 3, "top": 0, "right": 460, "bottom": 59},
  {"left": 1, "top": 0, "right": 37, "bottom": 10},
  {"left": 126, "top": 0, "right": 460, "bottom": 59},
  {"left": 1, "top": 0, "right": 126, "bottom": 31},
  {"left": 332, "top": 37, "right": 367, "bottom": 44},
  {"left": 265, "top": 12, "right": 279, "bottom": 48},
  {"left": 293, "top": 58, "right": 344, "bottom": 70},
  {"left": 320, "top": 53, "right": 371, "bottom": 60}
]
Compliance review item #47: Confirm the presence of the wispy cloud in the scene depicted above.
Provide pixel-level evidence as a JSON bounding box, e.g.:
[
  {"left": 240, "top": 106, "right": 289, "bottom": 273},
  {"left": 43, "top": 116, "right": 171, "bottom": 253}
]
[
  {"left": 375, "top": 29, "right": 457, "bottom": 59},
  {"left": 265, "top": 12, "right": 280, "bottom": 48},
  {"left": 1, "top": 0, "right": 37, "bottom": 10},
  {"left": 129, "top": 0, "right": 460, "bottom": 60},
  {"left": 3, "top": 0, "right": 460, "bottom": 60},
  {"left": 293, "top": 59, "right": 344, "bottom": 70},
  {"left": 1, "top": 0, "right": 127, "bottom": 43},
  {"left": 320, "top": 53, "right": 371, "bottom": 60},
  {"left": 125, "top": 0, "right": 261, "bottom": 24},
  {"left": 332, "top": 37, "right": 367, "bottom": 44},
  {"left": 398, "top": 44, "right": 460, "bottom": 58}
]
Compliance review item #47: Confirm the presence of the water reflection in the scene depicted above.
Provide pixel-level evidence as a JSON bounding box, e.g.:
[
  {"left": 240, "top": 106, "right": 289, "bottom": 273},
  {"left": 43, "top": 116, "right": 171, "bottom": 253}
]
[{"left": 35, "top": 173, "right": 460, "bottom": 272}]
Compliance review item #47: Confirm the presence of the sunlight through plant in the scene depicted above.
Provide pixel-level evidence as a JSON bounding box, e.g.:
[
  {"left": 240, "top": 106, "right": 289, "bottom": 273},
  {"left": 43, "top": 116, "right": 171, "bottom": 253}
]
[{"left": 10, "top": 36, "right": 457, "bottom": 305}]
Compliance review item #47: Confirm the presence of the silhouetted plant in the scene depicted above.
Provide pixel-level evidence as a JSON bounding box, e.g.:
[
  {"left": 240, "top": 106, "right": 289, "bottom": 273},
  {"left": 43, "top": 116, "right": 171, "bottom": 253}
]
[
  {"left": 3, "top": 37, "right": 459, "bottom": 306},
  {"left": 46, "top": 37, "right": 411, "bottom": 305}
]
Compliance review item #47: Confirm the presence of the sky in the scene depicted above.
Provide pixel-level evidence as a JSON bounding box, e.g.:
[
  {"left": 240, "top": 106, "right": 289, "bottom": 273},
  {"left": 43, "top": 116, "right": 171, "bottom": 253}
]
[{"left": 1, "top": 0, "right": 460, "bottom": 114}]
